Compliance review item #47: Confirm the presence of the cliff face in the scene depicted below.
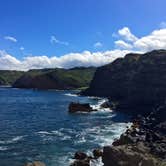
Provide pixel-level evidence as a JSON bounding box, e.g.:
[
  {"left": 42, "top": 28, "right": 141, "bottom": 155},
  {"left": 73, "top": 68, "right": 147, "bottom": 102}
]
[
  {"left": 13, "top": 67, "right": 96, "bottom": 90},
  {"left": 82, "top": 50, "right": 166, "bottom": 115}
]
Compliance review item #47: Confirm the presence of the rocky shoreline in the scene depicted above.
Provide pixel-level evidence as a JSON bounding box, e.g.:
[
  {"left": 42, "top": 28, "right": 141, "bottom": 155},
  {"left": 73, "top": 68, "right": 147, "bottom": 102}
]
[
  {"left": 24, "top": 50, "right": 166, "bottom": 166},
  {"left": 70, "top": 102, "right": 166, "bottom": 166}
]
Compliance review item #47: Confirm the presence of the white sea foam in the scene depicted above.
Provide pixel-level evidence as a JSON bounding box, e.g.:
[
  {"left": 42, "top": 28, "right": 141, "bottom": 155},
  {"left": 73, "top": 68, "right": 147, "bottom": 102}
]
[
  {"left": 90, "top": 98, "right": 113, "bottom": 114},
  {"left": 51, "top": 130, "right": 64, "bottom": 136},
  {"left": 0, "top": 136, "right": 24, "bottom": 144},
  {"left": 64, "top": 93, "right": 78, "bottom": 97},
  {"left": 37, "top": 131, "right": 52, "bottom": 135},
  {"left": 37, "top": 130, "right": 64, "bottom": 137},
  {"left": 90, "top": 157, "right": 103, "bottom": 166},
  {"left": 0, "top": 146, "right": 8, "bottom": 151}
]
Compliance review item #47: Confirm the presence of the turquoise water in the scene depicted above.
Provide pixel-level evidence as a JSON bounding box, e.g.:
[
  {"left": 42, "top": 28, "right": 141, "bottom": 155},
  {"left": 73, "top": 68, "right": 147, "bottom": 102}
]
[{"left": 0, "top": 88, "right": 130, "bottom": 166}]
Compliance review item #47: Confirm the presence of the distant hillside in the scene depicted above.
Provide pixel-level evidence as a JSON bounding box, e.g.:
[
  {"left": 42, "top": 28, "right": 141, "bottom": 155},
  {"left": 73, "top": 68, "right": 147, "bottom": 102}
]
[
  {"left": 0, "top": 70, "right": 24, "bottom": 85},
  {"left": 13, "top": 67, "right": 96, "bottom": 90}
]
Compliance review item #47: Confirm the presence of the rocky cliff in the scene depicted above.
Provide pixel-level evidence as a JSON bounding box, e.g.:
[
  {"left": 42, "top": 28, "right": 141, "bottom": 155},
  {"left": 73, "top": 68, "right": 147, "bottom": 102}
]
[{"left": 82, "top": 50, "right": 166, "bottom": 115}]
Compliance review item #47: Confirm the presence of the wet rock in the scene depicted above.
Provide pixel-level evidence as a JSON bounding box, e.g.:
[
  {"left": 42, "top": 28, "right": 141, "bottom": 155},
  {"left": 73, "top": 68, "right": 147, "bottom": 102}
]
[
  {"left": 70, "top": 159, "right": 90, "bottom": 166},
  {"left": 24, "top": 161, "right": 46, "bottom": 166},
  {"left": 93, "top": 149, "right": 103, "bottom": 158},
  {"left": 102, "top": 144, "right": 163, "bottom": 166},
  {"left": 74, "top": 152, "right": 88, "bottom": 160},
  {"left": 68, "top": 102, "right": 97, "bottom": 113},
  {"left": 100, "top": 101, "right": 117, "bottom": 110},
  {"left": 112, "top": 133, "right": 135, "bottom": 146},
  {"left": 71, "top": 152, "right": 91, "bottom": 166}
]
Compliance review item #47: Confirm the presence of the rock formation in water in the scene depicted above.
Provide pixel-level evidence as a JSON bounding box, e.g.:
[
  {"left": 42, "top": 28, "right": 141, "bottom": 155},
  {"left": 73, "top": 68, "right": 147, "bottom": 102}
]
[
  {"left": 68, "top": 102, "right": 97, "bottom": 113},
  {"left": 24, "top": 161, "right": 46, "bottom": 166}
]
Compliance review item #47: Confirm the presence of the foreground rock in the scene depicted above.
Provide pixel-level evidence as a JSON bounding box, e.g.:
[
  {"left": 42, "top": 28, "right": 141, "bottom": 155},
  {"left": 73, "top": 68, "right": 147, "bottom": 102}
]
[
  {"left": 103, "top": 143, "right": 163, "bottom": 166},
  {"left": 68, "top": 102, "right": 97, "bottom": 113},
  {"left": 102, "top": 105, "right": 166, "bottom": 166},
  {"left": 70, "top": 149, "right": 103, "bottom": 166},
  {"left": 24, "top": 161, "right": 46, "bottom": 166}
]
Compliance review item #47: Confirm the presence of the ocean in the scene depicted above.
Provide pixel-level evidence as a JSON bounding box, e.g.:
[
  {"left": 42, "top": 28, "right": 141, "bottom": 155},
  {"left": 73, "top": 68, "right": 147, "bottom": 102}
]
[{"left": 0, "top": 87, "right": 130, "bottom": 166}]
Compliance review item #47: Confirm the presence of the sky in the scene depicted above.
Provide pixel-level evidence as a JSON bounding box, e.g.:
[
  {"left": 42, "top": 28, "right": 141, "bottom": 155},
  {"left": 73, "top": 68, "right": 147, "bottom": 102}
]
[{"left": 0, "top": 0, "right": 166, "bottom": 70}]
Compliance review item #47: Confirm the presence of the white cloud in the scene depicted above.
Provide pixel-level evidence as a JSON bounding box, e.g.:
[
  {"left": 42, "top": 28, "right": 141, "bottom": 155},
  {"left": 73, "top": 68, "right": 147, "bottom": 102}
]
[
  {"left": 115, "top": 40, "right": 133, "bottom": 49},
  {"left": 116, "top": 27, "right": 166, "bottom": 52},
  {"left": 94, "top": 42, "right": 103, "bottom": 48},
  {"left": 4, "top": 36, "right": 17, "bottom": 42},
  {"left": 20, "top": 47, "right": 24, "bottom": 51},
  {"left": 0, "top": 49, "right": 130, "bottom": 71},
  {"left": 1, "top": 26, "right": 166, "bottom": 71},
  {"left": 134, "top": 29, "right": 166, "bottom": 51},
  {"left": 50, "top": 36, "right": 69, "bottom": 46},
  {"left": 118, "top": 27, "right": 138, "bottom": 42},
  {"left": 0, "top": 50, "right": 21, "bottom": 70}
]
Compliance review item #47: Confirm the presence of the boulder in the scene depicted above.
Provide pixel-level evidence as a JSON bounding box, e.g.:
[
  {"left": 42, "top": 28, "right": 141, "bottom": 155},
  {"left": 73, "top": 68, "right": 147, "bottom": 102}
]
[
  {"left": 69, "top": 102, "right": 97, "bottom": 113},
  {"left": 93, "top": 149, "right": 103, "bottom": 158},
  {"left": 102, "top": 144, "right": 164, "bottom": 166},
  {"left": 24, "top": 161, "right": 46, "bottom": 166},
  {"left": 74, "top": 152, "right": 88, "bottom": 160},
  {"left": 70, "top": 160, "right": 90, "bottom": 166}
]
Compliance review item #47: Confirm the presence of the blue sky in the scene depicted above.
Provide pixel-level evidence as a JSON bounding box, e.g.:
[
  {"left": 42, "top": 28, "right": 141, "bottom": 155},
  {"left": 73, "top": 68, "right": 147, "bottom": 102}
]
[{"left": 0, "top": 0, "right": 166, "bottom": 70}]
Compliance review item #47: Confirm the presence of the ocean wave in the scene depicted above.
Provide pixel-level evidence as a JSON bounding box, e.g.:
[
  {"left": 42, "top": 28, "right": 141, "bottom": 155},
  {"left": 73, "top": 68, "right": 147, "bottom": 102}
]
[
  {"left": 0, "top": 136, "right": 24, "bottom": 144},
  {"left": 0, "top": 146, "right": 9, "bottom": 151},
  {"left": 90, "top": 157, "right": 103, "bottom": 166},
  {"left": 37, "top": 130, "right": 64, "bottom": 137},
  {"left": 64, "top": 93, "right": 78, "bottom": 97},
  {"left": 90, "top": 98, "right": 113, "bottom": 114},
  {"left": 37, "top": 129, "right": 72, "bottom": 141},
  {"left": 37, "top": 131, "right": 52, "bottom": 135}
]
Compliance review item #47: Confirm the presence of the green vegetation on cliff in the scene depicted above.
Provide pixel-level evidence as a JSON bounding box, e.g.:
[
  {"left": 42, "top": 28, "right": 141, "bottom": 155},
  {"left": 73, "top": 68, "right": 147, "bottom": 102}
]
[
  {"left": 13, "top": 67, "right": 96, "bottom": 90},
  {"left": 0, "top": 70, "right": 24, "bottom": 85}
]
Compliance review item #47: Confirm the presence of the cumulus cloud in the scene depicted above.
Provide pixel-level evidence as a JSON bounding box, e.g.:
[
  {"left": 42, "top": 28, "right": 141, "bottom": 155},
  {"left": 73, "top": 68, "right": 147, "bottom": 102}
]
[
  {"left": 0, "top": 49, "right": 130, "bottom": 71},
  {"left": 1, "top": 26, "right": 166, "bottom": 71},
  {"left": 94, "top": 42, "right": 103, "bottom": 48},
  {"left": 115, "top": 27, "right": 166, "bottom": 52},
  {"left": 0, "top": 50, "right": 21, "bottom": 70},
  {"left": 118, "top": 27, "right": 138, "bottom": 42},
  {"left": 4, "top": 36, "right": 17, "bottom": 42},
  {"left": 134, "top": 29, "right": 166, "bottom": 51},
  {"left": 115, "top": 40, "right": 133, "bottom": 49},
  {"left": 50, "top": 36, "right": 69, "bottom": 46}
]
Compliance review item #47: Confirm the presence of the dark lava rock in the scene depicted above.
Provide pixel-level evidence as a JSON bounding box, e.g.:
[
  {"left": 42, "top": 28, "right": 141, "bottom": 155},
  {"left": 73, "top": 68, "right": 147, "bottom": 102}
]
[
  {"left": 24, "top": 161, "right": 46, "bottom": 166},
  {"left": 93, "top": 149, "right": 103, "bottom": 158},
  {"left": 69, "top": 102, "right": 97, "bottom": 113},
  {"left": 70, "top": 160, "right": 90, "bottom": 166},
  {"left": 71, "top": 152, "right": 91, "bottom": 166},
  {"left": 102, "top": 143, "right": 165, "bottom": 166},
  {"left": 74, "top": 152, "right": 88, "bottom": 160},
  {"left": 81, "top": 50, "right": 166, "bottom": 116}
]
